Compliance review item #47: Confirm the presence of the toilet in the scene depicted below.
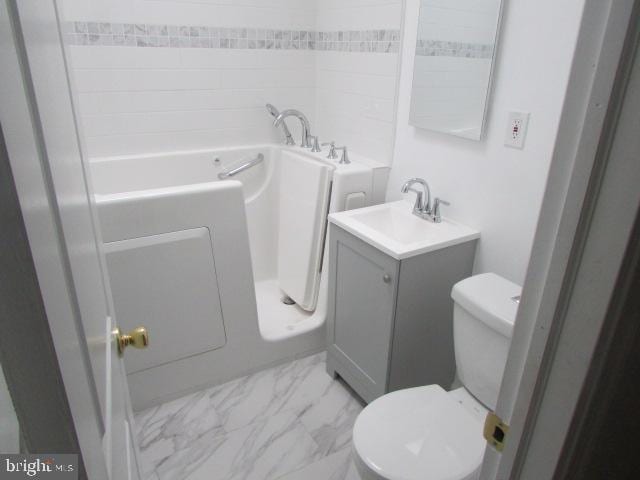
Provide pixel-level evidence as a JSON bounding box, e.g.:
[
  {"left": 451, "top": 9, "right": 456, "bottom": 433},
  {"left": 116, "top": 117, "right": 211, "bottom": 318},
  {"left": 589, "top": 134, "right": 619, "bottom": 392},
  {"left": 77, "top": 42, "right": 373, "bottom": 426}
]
[{"left": 352, "top": 273, "right": 522, "bottom": 480}]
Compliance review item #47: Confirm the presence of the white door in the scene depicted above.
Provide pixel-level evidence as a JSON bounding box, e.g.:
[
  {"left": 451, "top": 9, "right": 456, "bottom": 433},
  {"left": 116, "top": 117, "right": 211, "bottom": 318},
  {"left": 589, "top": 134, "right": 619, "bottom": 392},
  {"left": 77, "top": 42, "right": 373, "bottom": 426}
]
[{"left": 0, "top": 1, "right": 142, "bottom": 478}]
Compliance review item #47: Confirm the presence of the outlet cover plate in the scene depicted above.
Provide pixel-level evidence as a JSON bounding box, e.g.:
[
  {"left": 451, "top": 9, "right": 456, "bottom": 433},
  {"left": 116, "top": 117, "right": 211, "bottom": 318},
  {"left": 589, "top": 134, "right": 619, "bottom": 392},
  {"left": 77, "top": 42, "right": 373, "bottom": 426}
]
[{"left": 505, "top": 111, "right": 530, "bottom": 149}]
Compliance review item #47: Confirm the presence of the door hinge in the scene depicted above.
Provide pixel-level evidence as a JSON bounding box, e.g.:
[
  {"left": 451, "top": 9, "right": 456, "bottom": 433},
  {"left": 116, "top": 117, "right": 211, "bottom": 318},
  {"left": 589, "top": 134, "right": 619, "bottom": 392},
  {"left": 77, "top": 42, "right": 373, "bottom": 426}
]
[{"left": 484, "top": 411, "right": 509, "bottom": 452}]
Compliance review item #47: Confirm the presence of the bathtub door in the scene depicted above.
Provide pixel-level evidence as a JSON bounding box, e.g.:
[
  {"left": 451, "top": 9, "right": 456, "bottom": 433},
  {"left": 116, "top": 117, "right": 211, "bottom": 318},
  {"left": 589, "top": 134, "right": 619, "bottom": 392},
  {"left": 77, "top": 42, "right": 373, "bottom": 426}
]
[
  {"left": 104, "top": 228, "right": 228, "bottom": 375},
  {"left": 277, "top": 151, "right": 333, "bottom": 311}
]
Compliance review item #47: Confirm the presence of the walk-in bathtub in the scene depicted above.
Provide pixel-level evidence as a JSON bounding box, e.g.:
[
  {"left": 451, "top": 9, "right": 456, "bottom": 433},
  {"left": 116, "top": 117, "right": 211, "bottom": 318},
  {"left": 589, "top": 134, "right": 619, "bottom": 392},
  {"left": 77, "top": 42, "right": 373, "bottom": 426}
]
[{"left": 91, "top": 145, "right": 387, "bottom": 409}]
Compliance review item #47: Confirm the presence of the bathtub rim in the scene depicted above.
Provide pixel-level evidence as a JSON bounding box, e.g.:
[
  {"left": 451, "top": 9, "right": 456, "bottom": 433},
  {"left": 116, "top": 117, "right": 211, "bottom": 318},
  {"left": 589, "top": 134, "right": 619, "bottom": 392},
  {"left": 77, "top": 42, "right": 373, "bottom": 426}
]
[
  {"left": 88, "top": 143, "right": 365, "bottom": 173},
  {"left": 93, "top": 179, "right": 243, "bottom": 205}
]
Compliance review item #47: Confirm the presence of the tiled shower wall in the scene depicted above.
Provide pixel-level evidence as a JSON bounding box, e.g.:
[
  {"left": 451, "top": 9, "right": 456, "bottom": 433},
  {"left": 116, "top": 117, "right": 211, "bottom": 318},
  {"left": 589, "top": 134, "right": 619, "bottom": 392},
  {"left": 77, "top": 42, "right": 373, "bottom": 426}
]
[
  {"left": 314, "top": 0, "right": 403, "bottom": 165},
  {"left": 61, "top": 0, "right": 403, "bottom": 165},
  {"left": 61, "top": 0, "right": 317, "bottom": 157}
]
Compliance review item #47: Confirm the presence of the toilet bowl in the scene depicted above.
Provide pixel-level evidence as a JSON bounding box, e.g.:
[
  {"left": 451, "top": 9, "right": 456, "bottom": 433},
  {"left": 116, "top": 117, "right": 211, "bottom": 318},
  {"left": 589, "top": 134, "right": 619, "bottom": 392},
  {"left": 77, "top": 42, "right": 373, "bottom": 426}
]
[
  {"left": 352, "top": 273, "right": 521, "bottom": 480},
  {"left": 353, "top": 385, "right": 487, "bottom": 480}
]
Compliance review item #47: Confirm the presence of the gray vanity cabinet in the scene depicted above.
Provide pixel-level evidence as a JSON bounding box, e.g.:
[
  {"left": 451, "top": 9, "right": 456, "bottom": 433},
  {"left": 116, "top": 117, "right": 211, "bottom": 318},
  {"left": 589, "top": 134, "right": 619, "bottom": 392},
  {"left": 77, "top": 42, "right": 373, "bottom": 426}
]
[{"left": 326, "top": 224, "right": 477, "bottom": 404}]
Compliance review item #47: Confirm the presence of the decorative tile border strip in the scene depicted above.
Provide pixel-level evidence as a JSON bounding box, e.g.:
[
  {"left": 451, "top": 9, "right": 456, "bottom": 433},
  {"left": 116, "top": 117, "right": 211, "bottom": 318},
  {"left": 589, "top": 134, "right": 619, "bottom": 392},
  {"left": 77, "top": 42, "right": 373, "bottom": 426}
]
[
  {"left": 63, "top": 22, "right": 401, "bottom": 53},
  {"left": 415, "top": 39, "right": 494, "bottom": 59},
  {"left": 315, "top": 29, "right": 400, "bottom": 53}
]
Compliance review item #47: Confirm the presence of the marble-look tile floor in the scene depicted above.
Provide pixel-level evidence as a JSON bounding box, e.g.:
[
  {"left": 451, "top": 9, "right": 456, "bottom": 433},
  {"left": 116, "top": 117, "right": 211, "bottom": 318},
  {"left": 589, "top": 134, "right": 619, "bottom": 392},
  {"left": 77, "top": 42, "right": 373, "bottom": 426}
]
[{"left": 135, "top": 352, "right": 364, "bottom": 480}]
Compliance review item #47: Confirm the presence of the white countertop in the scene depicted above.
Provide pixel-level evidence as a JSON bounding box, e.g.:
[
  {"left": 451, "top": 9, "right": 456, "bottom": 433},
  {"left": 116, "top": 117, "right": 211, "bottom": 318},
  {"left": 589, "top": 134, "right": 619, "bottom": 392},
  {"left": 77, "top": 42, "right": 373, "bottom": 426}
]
[{"left": 329, "top": 200, "right": 480, "bottom": 260}]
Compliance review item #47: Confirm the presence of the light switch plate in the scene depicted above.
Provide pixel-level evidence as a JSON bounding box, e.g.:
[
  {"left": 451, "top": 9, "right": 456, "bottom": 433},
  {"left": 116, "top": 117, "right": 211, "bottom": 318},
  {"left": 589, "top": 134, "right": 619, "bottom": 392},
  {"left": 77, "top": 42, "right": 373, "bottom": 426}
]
[{"left": 505, "top": 111, "right": 530, "bottom": 149}]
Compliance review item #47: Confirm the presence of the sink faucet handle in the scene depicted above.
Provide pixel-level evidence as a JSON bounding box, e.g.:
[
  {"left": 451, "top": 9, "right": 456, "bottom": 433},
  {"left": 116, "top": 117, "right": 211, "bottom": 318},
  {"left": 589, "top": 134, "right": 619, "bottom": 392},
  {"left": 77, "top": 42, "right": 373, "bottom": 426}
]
[
  {"left": 322, "top": 141, "right": 338, "bottom": 159},
  {"left": 334, "top": 146, "right": 351, "bottom": 165},
  {"left": 310, "top": 136, "right": 322, "bottom": 153},
  {"left": 433, "top": 198, "right": 450, "bottom": 223}
]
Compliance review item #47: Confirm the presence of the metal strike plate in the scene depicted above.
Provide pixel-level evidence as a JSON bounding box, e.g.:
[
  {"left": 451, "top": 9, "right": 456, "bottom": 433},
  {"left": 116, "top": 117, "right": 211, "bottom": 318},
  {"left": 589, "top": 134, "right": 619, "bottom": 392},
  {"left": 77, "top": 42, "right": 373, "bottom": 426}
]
[{"left": 484, "top": 411, "right": 509, "bottom": 452}]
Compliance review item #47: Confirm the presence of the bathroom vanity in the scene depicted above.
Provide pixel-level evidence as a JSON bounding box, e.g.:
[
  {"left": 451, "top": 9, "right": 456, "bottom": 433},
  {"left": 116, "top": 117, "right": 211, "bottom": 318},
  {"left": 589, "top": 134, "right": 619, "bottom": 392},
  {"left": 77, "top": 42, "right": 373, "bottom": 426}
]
[{"left": 326, "top": 201, "right": 480, "bottom": 403}]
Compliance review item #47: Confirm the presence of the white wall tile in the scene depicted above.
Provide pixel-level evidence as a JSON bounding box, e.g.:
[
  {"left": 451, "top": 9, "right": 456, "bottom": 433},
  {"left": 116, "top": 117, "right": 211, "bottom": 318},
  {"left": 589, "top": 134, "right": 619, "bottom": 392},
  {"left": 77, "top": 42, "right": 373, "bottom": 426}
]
[
  {"left": 77, "top": 88, "right": 315, "bottom": 115},
  {"left": 82, "top": 108, "right": 267, "bottom": 136},
  {"left": 84, "top": 124, "right": 279, "bottom": 157},
  {"left": 73, "top": 68, "right": 224, "bottom": 92},
  {"left": 62, "top": 0, "right": 317, "bottom": 29},
  {"left": 62, "top": 1, "right": 402, "bottom": 163},
  {"left": 312, "top": 0, "right": 402, "bottom": 165},
  {"left": 314, "top": 51, "right": 400, "bottom": 164}
]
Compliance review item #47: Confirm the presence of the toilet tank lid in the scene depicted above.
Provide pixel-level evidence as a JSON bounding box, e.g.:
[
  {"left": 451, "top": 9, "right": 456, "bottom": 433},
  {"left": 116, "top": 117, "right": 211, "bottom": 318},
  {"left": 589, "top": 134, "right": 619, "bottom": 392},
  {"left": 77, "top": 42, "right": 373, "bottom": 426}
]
[{"left": 451, "top": 273, "right": 522, "bottom": 338}]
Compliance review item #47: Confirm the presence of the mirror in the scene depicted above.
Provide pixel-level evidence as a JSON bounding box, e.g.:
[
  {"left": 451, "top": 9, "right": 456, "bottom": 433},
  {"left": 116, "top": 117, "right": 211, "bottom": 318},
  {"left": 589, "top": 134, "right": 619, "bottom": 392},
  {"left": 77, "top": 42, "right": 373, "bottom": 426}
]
[{"left": 409, "top": 0, "right": 504, "bottom": 140}]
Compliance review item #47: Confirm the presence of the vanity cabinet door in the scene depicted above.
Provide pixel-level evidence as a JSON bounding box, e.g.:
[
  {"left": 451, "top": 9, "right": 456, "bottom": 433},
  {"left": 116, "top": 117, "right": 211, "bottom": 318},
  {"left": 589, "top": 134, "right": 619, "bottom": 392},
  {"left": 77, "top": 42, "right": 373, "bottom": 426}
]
[{"left": 327, "top": 225, "right": 399, "bottom": 402}]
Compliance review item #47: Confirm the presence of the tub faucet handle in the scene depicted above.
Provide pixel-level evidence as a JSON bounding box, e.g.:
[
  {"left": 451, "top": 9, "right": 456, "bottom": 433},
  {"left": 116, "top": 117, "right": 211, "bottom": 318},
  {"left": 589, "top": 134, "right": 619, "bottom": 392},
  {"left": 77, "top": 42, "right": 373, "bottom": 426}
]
[
  {"left": 311, "top": 136, "right": 322, "bottom": 153},
  {"left": 335, "top": 146, "right": 351, "bottom": 165},
  {"left": 322, "top": 141, "right": 338, "bottom": 160}
]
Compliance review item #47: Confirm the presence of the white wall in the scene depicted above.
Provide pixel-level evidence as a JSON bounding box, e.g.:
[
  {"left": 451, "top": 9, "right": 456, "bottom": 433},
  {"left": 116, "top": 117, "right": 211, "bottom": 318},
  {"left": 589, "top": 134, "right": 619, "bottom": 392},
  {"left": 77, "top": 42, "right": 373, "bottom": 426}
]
[
  {"left": 66, "top": 47, "right": 316, "bottom": 157},
  {"left": 62, "top": 0, "right": 316, "bottom": 28},
  {"left": 61, "top": 0, "right": 317, "bottom": 157},
  {"left": 61, "top": 0, "right": 403, "bottom": 163},
  {"left": 315, "top": 0, "right": 403, "bottom": 165},
  {"left": 388, "top": 0, "right": 586, "bottom": 284}
]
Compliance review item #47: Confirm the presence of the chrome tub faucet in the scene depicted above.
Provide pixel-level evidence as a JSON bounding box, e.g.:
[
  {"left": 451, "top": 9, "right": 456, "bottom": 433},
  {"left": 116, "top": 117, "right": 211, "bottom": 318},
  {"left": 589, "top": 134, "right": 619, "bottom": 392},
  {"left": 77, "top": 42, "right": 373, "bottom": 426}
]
[{"left": 272, "top": 108, "right": 313, "bottom": 148}]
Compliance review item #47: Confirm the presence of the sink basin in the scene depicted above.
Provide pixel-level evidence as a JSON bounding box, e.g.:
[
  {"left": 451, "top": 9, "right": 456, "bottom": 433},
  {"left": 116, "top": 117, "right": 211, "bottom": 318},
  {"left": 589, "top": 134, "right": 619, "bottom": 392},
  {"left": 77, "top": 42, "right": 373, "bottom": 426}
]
[{"left": 328, "top": 201, "right": 480, "bottom": 260}]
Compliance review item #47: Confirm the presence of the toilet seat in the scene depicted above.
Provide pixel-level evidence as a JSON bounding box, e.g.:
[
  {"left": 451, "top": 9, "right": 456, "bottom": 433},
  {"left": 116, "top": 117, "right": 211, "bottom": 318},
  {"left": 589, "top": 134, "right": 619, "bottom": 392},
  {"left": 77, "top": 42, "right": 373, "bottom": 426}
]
[{"left": 353, "top": 385, "right": 487, "bottom": 480}]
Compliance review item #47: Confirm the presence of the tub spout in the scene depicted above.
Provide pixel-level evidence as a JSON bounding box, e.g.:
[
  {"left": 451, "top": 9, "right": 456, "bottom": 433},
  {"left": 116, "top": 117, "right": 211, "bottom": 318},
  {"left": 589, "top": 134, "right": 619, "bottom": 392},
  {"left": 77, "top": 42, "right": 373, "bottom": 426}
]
[{"left": 273, "top": 109, "right": 312, "bottom": 148}]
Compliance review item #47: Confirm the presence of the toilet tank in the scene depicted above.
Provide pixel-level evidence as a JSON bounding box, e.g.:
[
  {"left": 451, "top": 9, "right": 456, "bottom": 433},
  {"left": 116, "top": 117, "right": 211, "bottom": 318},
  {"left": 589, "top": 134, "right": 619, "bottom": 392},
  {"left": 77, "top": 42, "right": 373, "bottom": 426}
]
[{"left": 451, "top": 273, "right": 521, "bottom": 411}]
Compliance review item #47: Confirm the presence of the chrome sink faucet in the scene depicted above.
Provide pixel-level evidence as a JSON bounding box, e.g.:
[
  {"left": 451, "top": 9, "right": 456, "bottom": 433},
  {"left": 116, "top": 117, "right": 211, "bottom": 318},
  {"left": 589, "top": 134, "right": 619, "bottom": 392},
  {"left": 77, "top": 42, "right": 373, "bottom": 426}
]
[
  {"left": 401, "top": 178, "right": 449, "bottom": 223},
  {"left": 272, "top": 109, "right": 313, "bottom": 148},
  {"left": 265, "top": 104, "right": 295, "bottom": 145}
]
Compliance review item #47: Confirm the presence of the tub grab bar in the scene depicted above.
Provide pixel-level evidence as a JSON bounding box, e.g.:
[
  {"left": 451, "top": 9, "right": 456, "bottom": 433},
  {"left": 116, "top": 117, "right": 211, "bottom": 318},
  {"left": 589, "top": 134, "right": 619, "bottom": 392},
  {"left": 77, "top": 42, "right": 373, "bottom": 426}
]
[{"left": 218, "top": 153, "right": 264, "bottom": 180}]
